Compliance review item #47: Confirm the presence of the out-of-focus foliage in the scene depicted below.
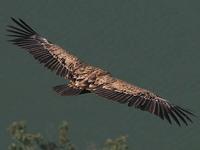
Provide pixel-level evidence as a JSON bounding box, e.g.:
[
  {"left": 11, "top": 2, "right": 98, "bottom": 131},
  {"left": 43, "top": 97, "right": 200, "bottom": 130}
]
[
  {"left": 8, "top": 121, "right": 128, "bottom": 150},
  {"left": 102, "top": 136, "right": 128, "bottom": 150},
  {"left": 8, "top": 121, "right": 43, "bottom": 150}
]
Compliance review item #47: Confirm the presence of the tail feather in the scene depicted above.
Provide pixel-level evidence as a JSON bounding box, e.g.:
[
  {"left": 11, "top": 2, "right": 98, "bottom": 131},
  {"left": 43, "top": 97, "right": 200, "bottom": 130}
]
[{"left": 53, "top": 84, "right": 90, "bottom": 96}]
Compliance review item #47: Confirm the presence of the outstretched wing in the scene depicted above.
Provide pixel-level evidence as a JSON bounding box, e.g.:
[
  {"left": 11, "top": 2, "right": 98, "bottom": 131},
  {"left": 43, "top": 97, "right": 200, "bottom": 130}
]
[
  {"left": 93, "top": 77, "right": 194, "bottom": 126},
  {"left": 7, "top": 18, "right": 82, "bottom": 79}
]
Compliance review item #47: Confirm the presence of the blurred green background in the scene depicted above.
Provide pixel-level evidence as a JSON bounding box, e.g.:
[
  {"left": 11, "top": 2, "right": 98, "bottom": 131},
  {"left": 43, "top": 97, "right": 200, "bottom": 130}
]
[{"left": 0, "top": 0, "right": 200, "bottom": 149}]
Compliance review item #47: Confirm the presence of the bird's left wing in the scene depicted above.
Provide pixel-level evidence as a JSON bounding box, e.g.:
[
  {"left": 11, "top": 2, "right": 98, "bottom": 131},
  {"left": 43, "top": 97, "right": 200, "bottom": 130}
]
[
  {"left": 7, "top": 18, "right": 82, "bottom": 79},
  {"left": 93, "top": 77, "right": 194, "bottom": 126}
]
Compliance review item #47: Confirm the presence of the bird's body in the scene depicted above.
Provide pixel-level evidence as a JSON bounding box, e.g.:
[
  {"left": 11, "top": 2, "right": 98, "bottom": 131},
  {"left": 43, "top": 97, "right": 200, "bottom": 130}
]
[{"left": 7, "top": 18, "right": 194, "bottom": 126}]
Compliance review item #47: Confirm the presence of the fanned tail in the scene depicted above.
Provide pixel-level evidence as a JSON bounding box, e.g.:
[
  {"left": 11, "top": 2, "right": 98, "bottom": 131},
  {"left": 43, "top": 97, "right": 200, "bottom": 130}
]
[{"left": 53, "top": 84, "right": 90, "bottom": 96}]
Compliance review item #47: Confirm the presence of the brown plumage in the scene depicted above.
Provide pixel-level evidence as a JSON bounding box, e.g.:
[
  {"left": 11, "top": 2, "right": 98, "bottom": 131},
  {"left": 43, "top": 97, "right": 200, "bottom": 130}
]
[{"left": 7, "top": 18, "right": 195, "bottom": 126}]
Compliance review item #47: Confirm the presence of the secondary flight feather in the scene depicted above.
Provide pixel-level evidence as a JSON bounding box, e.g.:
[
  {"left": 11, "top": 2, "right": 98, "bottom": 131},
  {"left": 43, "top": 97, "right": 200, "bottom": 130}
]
[{"left": 7, "top": 18, "right": 195, "bottom": 126}]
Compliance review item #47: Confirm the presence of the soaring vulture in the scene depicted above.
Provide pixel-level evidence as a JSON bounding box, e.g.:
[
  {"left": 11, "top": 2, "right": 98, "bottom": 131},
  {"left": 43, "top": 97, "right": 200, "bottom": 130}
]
[{"left": 7, "top": 18, "right": 195, "bottom": 126}]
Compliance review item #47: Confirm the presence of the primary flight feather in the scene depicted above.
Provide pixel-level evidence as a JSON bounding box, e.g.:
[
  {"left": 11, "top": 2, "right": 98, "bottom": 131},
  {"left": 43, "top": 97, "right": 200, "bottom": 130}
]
[{"left": 7, "top": 18, "right": 194, "bottom": 126}]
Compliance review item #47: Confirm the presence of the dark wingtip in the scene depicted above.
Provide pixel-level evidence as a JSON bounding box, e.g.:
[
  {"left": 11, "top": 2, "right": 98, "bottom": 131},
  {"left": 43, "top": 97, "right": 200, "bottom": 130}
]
[
  {"left": 174, "top": 105, "right": 196, "bottom": 127},
  {"left": 8, "top": 17, "right": 37, "bottom": 35},
  {"left": 10, "top": 17, "right": 18, "bottom": 24},
  {"left": 10, "top": 17, "right": 20, "bottom": 22},
  {"left": 10, "top": 17, "right": 15, "bottom": 21},
  {"left": 176, "top": 106, "right": 196, "bottom": 117},
  {"left": 154, "top": 99, "right": 195, "bottom": 127}
]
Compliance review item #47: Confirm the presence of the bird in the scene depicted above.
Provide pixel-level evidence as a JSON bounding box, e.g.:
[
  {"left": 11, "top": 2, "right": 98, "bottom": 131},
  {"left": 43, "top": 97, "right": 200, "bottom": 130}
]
[{"left": 7, "top": 17, "right": 194, "bottom": 126}]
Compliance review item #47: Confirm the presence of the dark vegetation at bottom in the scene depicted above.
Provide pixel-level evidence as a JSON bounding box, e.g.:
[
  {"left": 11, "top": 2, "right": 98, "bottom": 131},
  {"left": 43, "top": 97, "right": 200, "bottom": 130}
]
[{"left": 8, "top": 121, "right": 128, "bottom": 150}]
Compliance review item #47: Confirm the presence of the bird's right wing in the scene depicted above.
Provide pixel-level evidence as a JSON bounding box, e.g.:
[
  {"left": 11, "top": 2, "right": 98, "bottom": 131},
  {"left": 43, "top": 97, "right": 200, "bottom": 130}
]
[
  {"left": 93, "top": 77, "right": 194, "bottom": 126},
  {"left": 7, "top": 18, "right": 82, "bottom": 79}
]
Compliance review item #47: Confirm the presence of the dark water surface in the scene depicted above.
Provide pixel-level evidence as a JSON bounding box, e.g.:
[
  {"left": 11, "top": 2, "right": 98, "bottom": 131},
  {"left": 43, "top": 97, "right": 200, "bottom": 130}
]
[{"left": 1, "top": 0, "right": 200, "bottom": 149}]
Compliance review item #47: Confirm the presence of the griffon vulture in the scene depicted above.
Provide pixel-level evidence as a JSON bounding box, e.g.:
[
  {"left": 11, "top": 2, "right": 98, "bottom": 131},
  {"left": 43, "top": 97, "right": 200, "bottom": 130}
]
[{"left": 7, "top": 18, "right": 195, "bottom": 126}]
